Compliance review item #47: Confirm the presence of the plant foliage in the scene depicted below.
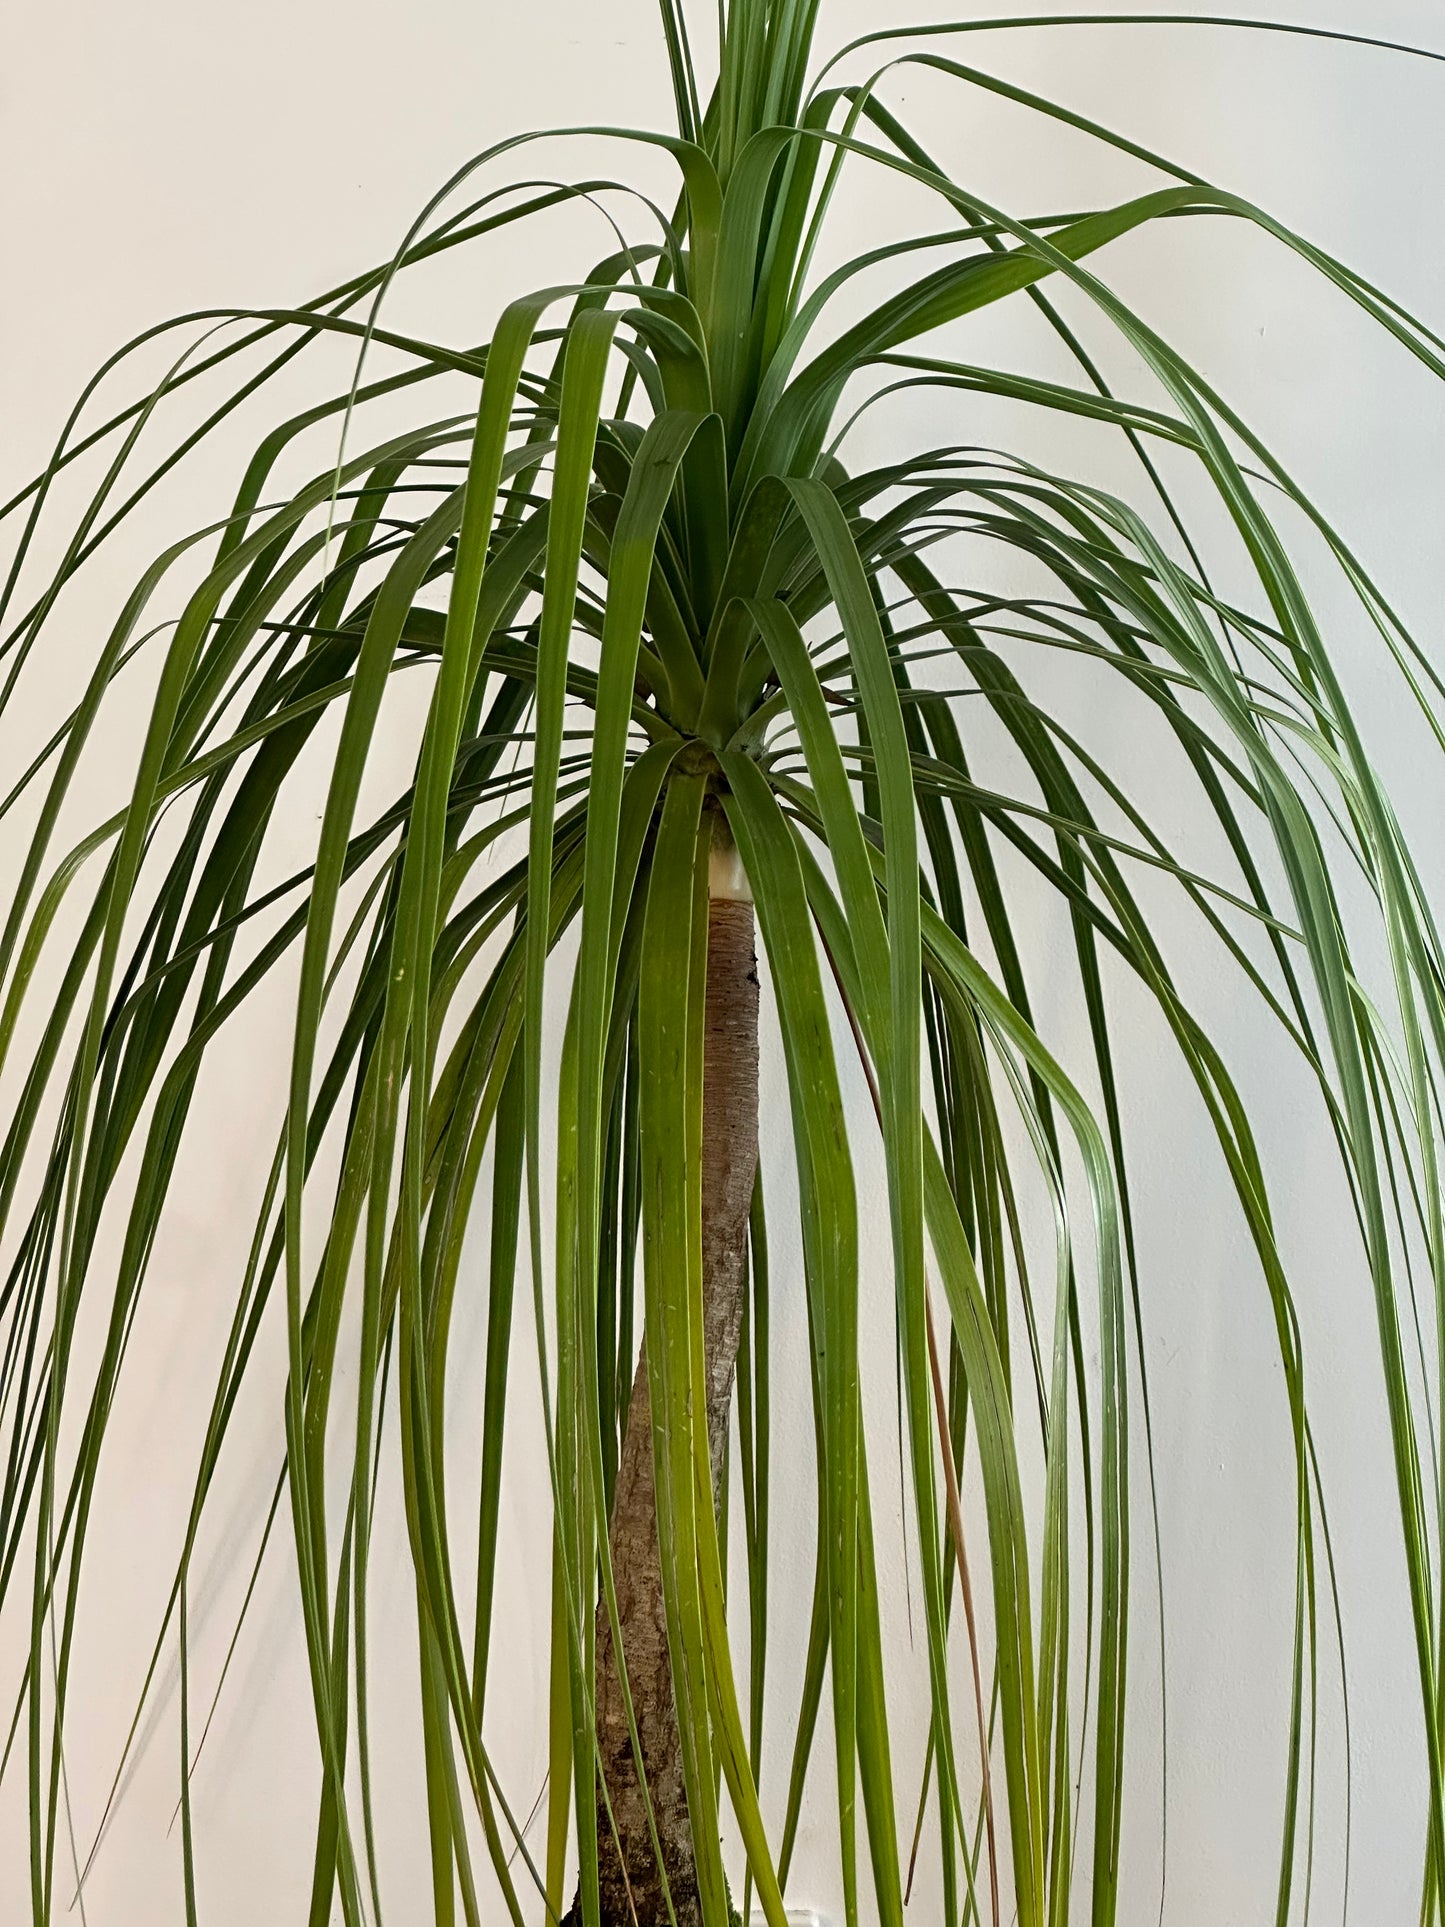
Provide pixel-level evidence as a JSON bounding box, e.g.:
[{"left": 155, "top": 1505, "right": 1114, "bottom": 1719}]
[{"left": 2, "top": 4, "right": 1444, "bottom": 1923}]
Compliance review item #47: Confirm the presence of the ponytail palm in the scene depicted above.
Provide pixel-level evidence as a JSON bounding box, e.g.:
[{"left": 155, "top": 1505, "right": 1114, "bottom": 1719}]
[{"left": 4, "top": 4, "right": 1445, "bottom": 1922}]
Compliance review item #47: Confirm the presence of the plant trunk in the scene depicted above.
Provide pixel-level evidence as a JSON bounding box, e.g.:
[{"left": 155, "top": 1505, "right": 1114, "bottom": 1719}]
[{"left": 590, "top": 829, "right": 759, "bottom": 1927}]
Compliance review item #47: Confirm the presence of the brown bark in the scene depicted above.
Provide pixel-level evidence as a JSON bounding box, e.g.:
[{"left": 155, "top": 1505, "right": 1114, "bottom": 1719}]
[{"left": 588, "top": 838, "right": 759, "bottom": 1927}]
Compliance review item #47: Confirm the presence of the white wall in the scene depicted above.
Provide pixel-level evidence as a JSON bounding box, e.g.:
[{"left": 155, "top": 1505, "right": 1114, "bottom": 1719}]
[{"left": 2, "top": 3, "right": 1444, "bottom": 1921}]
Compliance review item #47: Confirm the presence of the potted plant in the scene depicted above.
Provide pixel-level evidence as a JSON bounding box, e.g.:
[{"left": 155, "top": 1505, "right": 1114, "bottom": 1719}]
[{"left": 2, "top": 3, "right": 1442, "bottom": 1922}]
